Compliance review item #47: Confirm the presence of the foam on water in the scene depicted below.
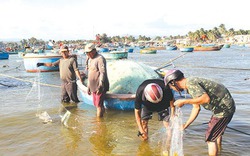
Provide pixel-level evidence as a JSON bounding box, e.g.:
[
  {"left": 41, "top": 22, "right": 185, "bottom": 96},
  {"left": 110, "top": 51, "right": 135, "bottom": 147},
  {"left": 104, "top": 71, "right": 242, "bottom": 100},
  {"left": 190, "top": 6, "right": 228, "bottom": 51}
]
[
  {"left": 60, "top": 110, "right": 71, "bottom": 128},
  {"left": 36, "top": 111, "right": 52, "bottom": 123}
]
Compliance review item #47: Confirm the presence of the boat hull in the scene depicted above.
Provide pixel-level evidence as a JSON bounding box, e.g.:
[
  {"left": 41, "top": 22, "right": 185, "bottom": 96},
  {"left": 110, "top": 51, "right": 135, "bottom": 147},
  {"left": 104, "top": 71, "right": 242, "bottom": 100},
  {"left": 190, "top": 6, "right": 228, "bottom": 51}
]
[
  {"left": 101, "top": 51, "right": 128, "bottom": 60},
  {"left": 23, "top": 53, "right": 62, "bottom": 72},
  {"left": 180, "top": 47, "right": 194, "bottom": 52},
  {"left": 77, "top": 81, "right": 135, "bottom": 111},
  {"left": 127, "top": 48, "right": 134, "bottom": 53},
  {"left": 99, "top": 48, "right": 109, "bottom": 52},
  {"left": 140, "top": 48, "right": 157, "bottom": 54},
  {"left": 0, "top": 52, "right": 9, "bottom": 59},
  {"left": 166, "top": 46, "right": 177, "bottom": 50},
  {"left": 193, "top": 45, "right": 223, "bottom": 51}
]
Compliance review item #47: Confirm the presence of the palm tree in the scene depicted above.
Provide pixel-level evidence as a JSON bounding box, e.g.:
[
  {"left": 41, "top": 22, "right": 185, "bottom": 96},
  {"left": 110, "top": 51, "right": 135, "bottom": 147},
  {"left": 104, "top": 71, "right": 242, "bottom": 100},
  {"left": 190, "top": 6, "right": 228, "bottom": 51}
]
[{"left": 219, "top": 24, "right": 227, "bottom": 35}]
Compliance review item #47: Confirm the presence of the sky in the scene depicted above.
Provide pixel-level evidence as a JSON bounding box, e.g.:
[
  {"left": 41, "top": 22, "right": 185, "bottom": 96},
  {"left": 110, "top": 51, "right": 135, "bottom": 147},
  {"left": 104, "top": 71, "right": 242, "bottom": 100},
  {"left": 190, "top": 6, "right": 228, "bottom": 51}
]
[{"left": 0, "top": 0, "right": 249, "bottom": 41}]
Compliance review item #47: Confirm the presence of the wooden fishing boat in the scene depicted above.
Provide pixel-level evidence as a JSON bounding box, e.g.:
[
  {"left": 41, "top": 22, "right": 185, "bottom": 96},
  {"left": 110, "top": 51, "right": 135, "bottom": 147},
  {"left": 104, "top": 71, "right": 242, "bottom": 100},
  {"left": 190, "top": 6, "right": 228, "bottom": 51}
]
[
  {"left": 193, "top": 44, "right": 223, "bottom": 51},
  {"left": 6, "top": 51, "right": 19, "bottom": 55},
  {"left": 179, "top": 47, "right": 194, "bottom": 52},
  {"left": 140, "top": 48, "right": 157, "bottom": 54},
  {"left": 0, "top": 51, "right": 9, "bottom": 59},
  {"left": 22, "top": 53, "right": 62, "bottom": 72},
  {"left": 77, "top": 59, "right": 164, "bottom": 111},
  {"left": 127, "top": 48, "right": 134, "bottom": 53},
  {"left": 98, "top": 47, "right": 109, "bottom": 52},
  {"left": 223, "top": 44, "right": 231, "bottom": 48},
  {"left": 166, "top": 45, "right": 177, "bottom": 51},
  {"left": 77, "top": 81, "right": 136, "bottom": 110},
  {"left": 100, "top": 51, "right": 128, "bottom": 60},
  {"left": 149, "top": 46, "right": 166, "bottom": 50}
]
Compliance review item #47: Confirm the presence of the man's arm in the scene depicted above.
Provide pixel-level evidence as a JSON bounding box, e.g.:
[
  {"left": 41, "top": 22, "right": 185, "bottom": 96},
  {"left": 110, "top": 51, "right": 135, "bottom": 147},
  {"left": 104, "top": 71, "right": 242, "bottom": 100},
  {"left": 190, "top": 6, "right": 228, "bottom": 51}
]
[
  {"left": 37, "top": 59, "right": 60, "bottom": 67},
  {"left": 169, "top": 98, "right": 175, "bottom": 118},
  {"left": 173, "top": 93, "right": 208, "bottom": 130},
  {"left": 72, "top": 59, "right": 83, "bottom": 84},
  {"left": 174, "top": 93, "right": 210, "bottom": 107},
  {"left": 183, "top": 104, "right": 200, "bottom": 129},
  {"left": 96, "top": 57, "right": 107, "bottom": 94},
  {"left": 134, "top": 108, "right": 148, "bottom": 140},
  {"left": 135, "top": 109, "right": 144, "bottom": 133},
  {"left": 75, "top": 70, "right": 83, "bottom": 83}
]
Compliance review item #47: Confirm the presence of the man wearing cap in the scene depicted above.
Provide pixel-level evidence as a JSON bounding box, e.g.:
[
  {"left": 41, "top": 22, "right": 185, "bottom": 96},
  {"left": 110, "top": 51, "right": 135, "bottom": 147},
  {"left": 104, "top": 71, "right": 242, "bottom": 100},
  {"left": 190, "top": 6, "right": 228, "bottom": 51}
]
[
  {"left": 37, "top": 46, "right": 83, "bottom": 103},
  {"left": 164, "top": 69, "right": 235, "bottom": 156},
  {"left": 84, "top": 43, "right": 109, "bottom": 117},
  {"left": 134, "top": 79, "right": 175, "bottom": 141}
]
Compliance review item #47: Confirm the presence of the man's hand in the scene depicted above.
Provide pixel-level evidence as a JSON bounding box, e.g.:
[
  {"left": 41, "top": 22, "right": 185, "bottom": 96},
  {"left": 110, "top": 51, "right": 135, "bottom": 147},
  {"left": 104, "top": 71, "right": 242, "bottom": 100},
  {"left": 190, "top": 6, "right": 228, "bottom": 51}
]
[
  {"left": 137, "top": 131, "right": 148, "bottom": 141},
  {"left": 181, "top": 124, "right": 186, "bottom": 131},
  {"left": 174, "top": 99, "right": 186, "bottom": 107},
  {"left": 37, "top": 63, "right": 44, "bottom": 67},
  {"left": 96, "top": 85, "right": 104, "bottom": 95},
  {"left": 87, "top": 87, "right": 91, "bottom": 95},
  {"left": 141, "top": 133, "right": 148, "bottom": 141}
]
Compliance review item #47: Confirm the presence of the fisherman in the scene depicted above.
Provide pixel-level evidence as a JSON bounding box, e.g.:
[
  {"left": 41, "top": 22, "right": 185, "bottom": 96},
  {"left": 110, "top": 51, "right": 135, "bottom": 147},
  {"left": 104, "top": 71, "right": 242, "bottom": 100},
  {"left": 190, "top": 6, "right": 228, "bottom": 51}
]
[
  {"left": 134, "top": 79, "right": 175, "bottom": 141},
  {"left": 37, "top": 46, "right": 82, "bottom": 103},
  {"left": 164, "top": 69, "right": 235, "bottom": 156},
  {"left": 84, "top": 43, "right": 109, "bottom": 118}
]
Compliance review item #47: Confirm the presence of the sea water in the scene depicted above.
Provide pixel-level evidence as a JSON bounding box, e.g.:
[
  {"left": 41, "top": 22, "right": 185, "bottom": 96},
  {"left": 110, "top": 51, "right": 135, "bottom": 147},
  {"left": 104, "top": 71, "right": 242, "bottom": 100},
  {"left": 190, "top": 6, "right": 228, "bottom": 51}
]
[{"left": 0, "top": 47, "right": 250, "bottom": 156}]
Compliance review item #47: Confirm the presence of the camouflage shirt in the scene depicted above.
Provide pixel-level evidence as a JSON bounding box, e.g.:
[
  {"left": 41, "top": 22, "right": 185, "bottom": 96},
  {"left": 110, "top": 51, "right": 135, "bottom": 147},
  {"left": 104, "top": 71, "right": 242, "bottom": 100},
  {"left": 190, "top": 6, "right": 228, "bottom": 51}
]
[{"left": 186, "top": 77, "right": 235, "bottom": 118}]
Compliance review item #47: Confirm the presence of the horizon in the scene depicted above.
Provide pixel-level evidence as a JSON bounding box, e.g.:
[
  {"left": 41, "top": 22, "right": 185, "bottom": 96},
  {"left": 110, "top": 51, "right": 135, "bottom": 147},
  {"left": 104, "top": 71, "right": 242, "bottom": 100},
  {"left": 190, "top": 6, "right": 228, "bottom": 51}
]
[{"left": 1, "top": 0, "right": 249, "bottom": 41}]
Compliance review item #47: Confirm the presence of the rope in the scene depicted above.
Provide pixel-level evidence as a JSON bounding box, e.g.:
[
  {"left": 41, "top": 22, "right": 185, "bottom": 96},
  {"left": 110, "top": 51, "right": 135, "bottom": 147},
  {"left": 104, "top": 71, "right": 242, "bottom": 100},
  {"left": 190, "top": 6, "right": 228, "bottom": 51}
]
[
  {"left": 155, "top": 52, "right": 188, "bottom": 71},
  {"left": 177, "top": 64, "right": 250, "bottom": 71},
  {"left": 192, "top": 122, "right": 250, "bottom": 136},
  {"left": 226, "top": 126, "right": 250, "bottom": 136},
  {"left": 0, "top": 73, "right": 60, "bottom": 88}
]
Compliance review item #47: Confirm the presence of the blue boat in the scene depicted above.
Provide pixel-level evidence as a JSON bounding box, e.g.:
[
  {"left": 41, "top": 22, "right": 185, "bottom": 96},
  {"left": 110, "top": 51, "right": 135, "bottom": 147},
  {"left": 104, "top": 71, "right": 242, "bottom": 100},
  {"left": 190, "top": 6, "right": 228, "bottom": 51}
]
[
  {"left": 179, "top": 47, "right": 194, "bottom": 52},
  {"left": 98, "top": 48, "right": 109, "bottom": 52},
  {"left": 140, "top": 48, "right": 157, "bottom": 54},
  {"left": 0, "top": 51, "right": 9, "bottom": 59},
  {"left": 127, "top": 48, "right": 134, "bottom": 53},
  {"left": 77, "top": 59, "right": 162, "bottom": 111},
  {"left": 101, "top": 51, "right": 128, "bottom": 60},
  {"left": 22, "top": 53, "right": 62, "bottom": 72},
  {"left": 77, "top": 81, "right": 135, "bottom": 110},
  {"left": 166, "top": 45, "right": 177, "bottom": 51},
  {"left": 46, "top": 44, "right": 53, "bottom": 50}
]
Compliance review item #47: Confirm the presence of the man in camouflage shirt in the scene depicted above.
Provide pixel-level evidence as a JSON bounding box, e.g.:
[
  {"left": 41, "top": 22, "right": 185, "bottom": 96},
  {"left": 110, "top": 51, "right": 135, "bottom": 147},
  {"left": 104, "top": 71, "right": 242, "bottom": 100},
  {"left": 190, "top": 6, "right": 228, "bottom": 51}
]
[{"left": 164, "top": 69, "right": 235, "bottom": 156}]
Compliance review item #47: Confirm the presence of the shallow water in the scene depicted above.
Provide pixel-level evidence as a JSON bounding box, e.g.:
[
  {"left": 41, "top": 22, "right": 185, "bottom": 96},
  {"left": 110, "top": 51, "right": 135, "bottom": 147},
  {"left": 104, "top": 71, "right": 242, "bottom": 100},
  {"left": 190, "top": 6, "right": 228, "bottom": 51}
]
[{"left": 0, "top": 47, "right": 250, "bottom": 156}]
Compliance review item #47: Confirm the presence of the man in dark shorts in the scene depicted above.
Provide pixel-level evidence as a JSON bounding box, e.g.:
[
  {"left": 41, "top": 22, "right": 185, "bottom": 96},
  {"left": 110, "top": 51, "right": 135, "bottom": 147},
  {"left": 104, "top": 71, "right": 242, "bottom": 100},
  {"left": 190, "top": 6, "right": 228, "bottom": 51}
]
[
  {"left": 164, "top": 69, "right": 235, "bottom": 156},
  {"left": 37, "top": 46, "right": 82, "bottom": 103},
  {"left": 134, "top": 79, "right": 175, "bottom": 141}
]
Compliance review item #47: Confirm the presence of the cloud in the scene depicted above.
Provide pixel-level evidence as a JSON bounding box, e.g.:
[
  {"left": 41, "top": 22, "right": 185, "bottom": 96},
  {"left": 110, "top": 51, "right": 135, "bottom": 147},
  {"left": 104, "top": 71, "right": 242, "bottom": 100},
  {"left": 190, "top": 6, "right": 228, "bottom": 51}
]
[{"left": 0, "top": 0, "right": 249, "bottom": 41}]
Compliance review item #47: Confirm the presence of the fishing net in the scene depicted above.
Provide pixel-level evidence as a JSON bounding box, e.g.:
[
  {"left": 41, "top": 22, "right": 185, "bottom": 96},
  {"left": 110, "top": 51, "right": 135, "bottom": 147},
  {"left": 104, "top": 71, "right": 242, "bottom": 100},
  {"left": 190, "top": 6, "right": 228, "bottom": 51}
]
[{"left": 107, "top": 60, "right": 160, "bottom": 94}]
